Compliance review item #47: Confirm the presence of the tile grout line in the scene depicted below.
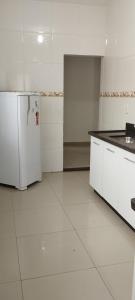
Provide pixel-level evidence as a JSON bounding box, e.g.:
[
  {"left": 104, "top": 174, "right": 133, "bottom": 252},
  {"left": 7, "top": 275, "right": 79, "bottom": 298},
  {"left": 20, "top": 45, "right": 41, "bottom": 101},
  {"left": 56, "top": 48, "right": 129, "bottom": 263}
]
[
  {"left": 11, "top": 176, "right": 94, "bottom": 293},
  {"left": 97, "top": 268, "right": 116, "bottom": 300},
  {"left": 64, "top": 214, "right": 116, "bottom": 299},
  {"left": 11, "top": 192, "right": 25, "bottom": 300},
  {"left": 46, "top": 174, "right": 116, "bottom": 300},
  {"left": 45, "top": 176, "right": 75, "bottom": 231},
  {"left": 96, "top": 259, "right": 134, "bottom": 269},
  {"left": 0, "top": 279, "right": 22, "bottom": 285},
  {"left": 16, "top": 229, "right": 76, "bottom": 239},
  {"left": 72, "top": 228, "right": 116, "bottom": 300},
  {"left": 10, "top": 174, "right": 132, "bottom": 300},
  {"left": 10, "top": 184, "right": 86, "bottom": 299},
  {"left": 0, "top": 258, "right": 132, "bottom": 285},
  {"left": 20, "top": 267, "right": 96, "bottom": 282},
  {"left": 63, "top": 209, "right": 116, "bottom": 300},
  {"left": 13, "top": 176, "right": 96, "bottom": 285}
]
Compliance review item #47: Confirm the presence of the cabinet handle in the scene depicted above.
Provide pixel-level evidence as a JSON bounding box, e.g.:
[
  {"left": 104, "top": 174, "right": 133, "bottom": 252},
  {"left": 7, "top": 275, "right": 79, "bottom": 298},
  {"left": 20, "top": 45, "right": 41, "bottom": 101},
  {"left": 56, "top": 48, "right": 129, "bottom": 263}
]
[
  {"left": 93, "top": 141, "right": 100, "bottom": 146},
  {"left": 124, "top": 157, "right": 135, "bottom": 164},
  {"left": 106, "top": 148, "right": 115, "bottom": 153}
]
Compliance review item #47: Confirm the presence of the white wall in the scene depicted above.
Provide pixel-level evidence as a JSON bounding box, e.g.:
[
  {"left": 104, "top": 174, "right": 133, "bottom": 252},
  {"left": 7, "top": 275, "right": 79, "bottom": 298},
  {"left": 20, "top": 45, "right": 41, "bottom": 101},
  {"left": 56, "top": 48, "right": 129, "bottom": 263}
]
[
  {"left": 101, "top": 0, "right": 135, "bottom": 92},
  {"left": 0, "top": 0, "right": 107, "bottom": 92},
  {"left": 64, "top": 56, "right": 101, "bottom": 142},
  {"left": 0, "top": 0, "right": 107, "bottom": 171},
  {"left": 100, "top": 0, "right": 135, "bottom": 130},
  {"left": 40, "top": 97, "right": 63, "bottom": 172}
]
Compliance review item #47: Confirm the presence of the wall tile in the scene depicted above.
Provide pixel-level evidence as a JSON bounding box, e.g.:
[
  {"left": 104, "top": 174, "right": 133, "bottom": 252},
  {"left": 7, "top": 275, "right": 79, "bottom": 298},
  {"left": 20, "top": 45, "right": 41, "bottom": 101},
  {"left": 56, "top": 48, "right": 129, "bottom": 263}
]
[
  {"left": 78, "top": 5, "right": 107, "bottom": 36},
  {"left": 0, "top": 1, "right": 107, "bottom": 93},
  {"left": 125, "top": 98, "right": 135, "bottom": 124},
  {"left": 51, "top": 3, "right": 80, "bottom": 35},
  {"left": 40, "top": 97, "right": 63, "bottom": 123},
  {"left": 0, "top": 31, "right": 23, "bottom": 64},
  {"left": 0, "top": 65, "right": 8, "bottom": 91},
  {"left": 79, "top": 36, "right": 106, "bottom": 56},
  {"left": 42, "top": 149, "right": 63, "bottom": 172},
  {"left": 0, "top": 62, "right": 24, "bottom": 91},
  {"left": 41, "top": 123, "right": 63, "bottom": 149},
  {"left": 0, "top": 0, "right": 23, "bottom": 31},
  {"left": 23, "top": 32, "right": 53, "bottom": 64},
  {"left": 0, "top": 0, "right": 107, "bottom": 171},
  {"left": 99, "top": 98, "right": 126, "bottom": 130},
  {"left": 22, "top": 0, "right": 53, "bottom": 33},
  {"left": 101, "top": 0, "right": 135, "bottom": 94},
  {"left": 51, "top": 34, "right": 81, "bottom": 63},
  {"left": 24, "top": 63, "right": 63, "bottom": 91}
]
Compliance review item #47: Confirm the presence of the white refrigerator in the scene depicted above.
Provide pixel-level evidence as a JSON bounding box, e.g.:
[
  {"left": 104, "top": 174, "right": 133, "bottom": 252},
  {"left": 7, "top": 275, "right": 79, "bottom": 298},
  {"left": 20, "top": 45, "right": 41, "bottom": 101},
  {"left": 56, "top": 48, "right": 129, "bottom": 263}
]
[{"left": 0, "top": 92, "right": 42, "bottom": 190}]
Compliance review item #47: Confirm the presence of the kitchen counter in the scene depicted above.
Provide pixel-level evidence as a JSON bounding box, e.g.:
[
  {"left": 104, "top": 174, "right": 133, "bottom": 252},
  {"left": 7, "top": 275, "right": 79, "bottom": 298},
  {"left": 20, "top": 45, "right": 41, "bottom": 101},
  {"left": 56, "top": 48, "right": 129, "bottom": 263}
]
[{"left": 88, "top": 130, "right": 135, "bottom": 154}]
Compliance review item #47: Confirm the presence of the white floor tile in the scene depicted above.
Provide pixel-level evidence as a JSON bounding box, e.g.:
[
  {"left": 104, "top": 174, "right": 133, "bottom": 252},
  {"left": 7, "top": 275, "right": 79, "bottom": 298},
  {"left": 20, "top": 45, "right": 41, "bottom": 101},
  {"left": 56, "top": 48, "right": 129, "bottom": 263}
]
[
  {"left": 46, "top": 171, "right": 84, "bottom": 192},
  {"left": 99, "top": 262, "right": 134, "bottom": 300},
  {"left": 77, "top": 226, "right": 135, "bottom": 266},
  {"left": 0, "top": 238, "right": 20, "bottom": 283},
  {"left": 77, "top": 171, "right": 89, "bottom": 184},
  {"left": 0, "top": 212, "right": 15, "bottom": 238},
  {"left": 0, "top": 281, "right": 23, "bottom": 300},
  {"left": 1, "top": 171, "right": 135, "bottom": 299},
  {"left": 47, "top": 172, "right": 97, "bottom": 205},
  {"left": 12, "top": 182, "right": 58, "bottom": 211},
  {"left": 18, "top": 231, "right": 94, "bottom": 279},
  {"left": 46, "top": 171, "right": 81, "bottom": 180},
  {"left": 64, "top": 144, "right": 90, "bottom": 168},
  {"left": 22, "top": 269, "right": 113, "bottom": 300},
  {"left": 0, "top": 186, "right": 13, "bottom": 212},
  {"left": 15, "top": 205, "right": 72, "bottom": 237},
  {"left": 64, "top": 202, "right": 122, "bottom": 229},
  {"left": 58, "top": 186, "right": 97, "bottom": 205}
]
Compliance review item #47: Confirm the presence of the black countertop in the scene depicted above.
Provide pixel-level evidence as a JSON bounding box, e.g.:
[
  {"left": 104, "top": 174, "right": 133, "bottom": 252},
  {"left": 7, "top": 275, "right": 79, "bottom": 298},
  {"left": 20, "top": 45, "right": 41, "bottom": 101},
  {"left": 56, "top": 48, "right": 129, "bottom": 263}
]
[{"left": 88, "top": 130, "right": 135, "bottom": 154}]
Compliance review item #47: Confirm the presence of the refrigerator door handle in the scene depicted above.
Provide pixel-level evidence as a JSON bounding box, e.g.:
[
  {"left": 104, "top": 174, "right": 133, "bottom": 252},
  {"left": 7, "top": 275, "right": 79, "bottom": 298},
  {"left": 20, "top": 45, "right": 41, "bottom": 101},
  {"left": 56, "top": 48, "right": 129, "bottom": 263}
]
[{"left": 27, "top": 96, "right": 31, "bottom": 124}]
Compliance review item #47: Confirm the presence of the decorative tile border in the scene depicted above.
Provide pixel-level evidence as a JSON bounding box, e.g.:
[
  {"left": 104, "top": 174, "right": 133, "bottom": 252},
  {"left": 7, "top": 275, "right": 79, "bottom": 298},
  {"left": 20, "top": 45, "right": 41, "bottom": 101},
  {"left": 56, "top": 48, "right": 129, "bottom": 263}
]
[
  {"left": 40, "top": 91, "right": 64, "bottom": 97},
  {"left": 100, "top": 91, "right": 135, "bottom": 97},
  {"left": 3, "top": 90, "right": 135, "bottom": 98},
  {"left": 0, "top": 91, "right": 64, "bottom": 97}
]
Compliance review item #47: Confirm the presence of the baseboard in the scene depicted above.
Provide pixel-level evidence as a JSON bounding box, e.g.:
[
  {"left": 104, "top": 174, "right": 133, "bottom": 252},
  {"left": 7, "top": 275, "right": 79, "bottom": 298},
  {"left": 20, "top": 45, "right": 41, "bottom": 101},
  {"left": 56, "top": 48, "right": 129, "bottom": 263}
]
[
  {"left": 64, "top": 166, "right": 90, "bottom": 172},
  {"left": 64, "top": 142, "right": 90, "bottom": 147}
]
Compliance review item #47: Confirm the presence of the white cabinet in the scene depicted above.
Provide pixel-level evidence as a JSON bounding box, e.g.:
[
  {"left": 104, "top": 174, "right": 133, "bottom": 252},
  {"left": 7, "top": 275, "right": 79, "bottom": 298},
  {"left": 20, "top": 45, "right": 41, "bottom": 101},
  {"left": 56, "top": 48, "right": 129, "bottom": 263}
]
[
  {"left": 90, "top": 137, "right": 104, "bottom": 194},
  {"left": 102, "top": 143, "right": 120, "bottom": 210},
  {"left": 90, "top": 135, "right": 135, "bottom": 228},
  {"left": 118, "top": 150, "right": 135, "bottom": 228},
  {"left": 90, "top": 137, "right": 104, "bottom": 195}
]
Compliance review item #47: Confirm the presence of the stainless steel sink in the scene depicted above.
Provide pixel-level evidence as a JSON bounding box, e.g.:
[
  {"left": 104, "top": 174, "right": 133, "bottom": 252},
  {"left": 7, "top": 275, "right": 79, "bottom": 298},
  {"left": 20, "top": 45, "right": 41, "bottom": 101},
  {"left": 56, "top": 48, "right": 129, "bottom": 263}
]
[{"left": 110, "top": 135, "right": 135, "bottom": 144}]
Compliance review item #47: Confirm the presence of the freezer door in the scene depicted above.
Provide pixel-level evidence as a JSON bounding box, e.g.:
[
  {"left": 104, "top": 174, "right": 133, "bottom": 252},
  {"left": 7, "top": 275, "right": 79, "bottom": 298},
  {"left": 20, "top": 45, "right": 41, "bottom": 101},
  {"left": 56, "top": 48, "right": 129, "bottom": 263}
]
[
  {"left": 0, "top": 94, "right": 20, "bottom": 187},
  {"left": 18, "top": 95, "right": 41, "bottom": 189}
]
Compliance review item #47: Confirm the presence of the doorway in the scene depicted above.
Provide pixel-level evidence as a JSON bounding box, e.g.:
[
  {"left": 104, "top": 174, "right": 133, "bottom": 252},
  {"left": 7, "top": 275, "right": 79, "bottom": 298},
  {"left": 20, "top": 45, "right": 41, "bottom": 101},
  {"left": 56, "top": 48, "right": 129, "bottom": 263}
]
[{"left": 63, "top": 55, "right": 101, "bottom": 171}]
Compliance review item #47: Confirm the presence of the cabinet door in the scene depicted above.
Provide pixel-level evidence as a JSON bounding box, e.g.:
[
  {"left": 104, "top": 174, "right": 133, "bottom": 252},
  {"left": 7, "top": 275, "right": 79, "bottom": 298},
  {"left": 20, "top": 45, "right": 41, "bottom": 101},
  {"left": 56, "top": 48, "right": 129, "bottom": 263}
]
[
  {"left": 102, "top": 143, "right": 120, "bottom": 210},
  {"left": 90, "top": 137, "right": 104, "bottom": 195},
  {"left": 119, "top": 152, "right": 135, "bottom": 228}
]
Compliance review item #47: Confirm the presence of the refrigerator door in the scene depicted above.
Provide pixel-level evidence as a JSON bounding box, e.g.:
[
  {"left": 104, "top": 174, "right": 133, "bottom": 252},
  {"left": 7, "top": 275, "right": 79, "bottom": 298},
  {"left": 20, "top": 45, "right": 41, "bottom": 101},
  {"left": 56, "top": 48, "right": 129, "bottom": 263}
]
[
  {"left": 0, "top": 94, "right": 20, "bottom": 186},
  {"left": 17, "top": 95, "right": 41, "bottom": 190}
]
